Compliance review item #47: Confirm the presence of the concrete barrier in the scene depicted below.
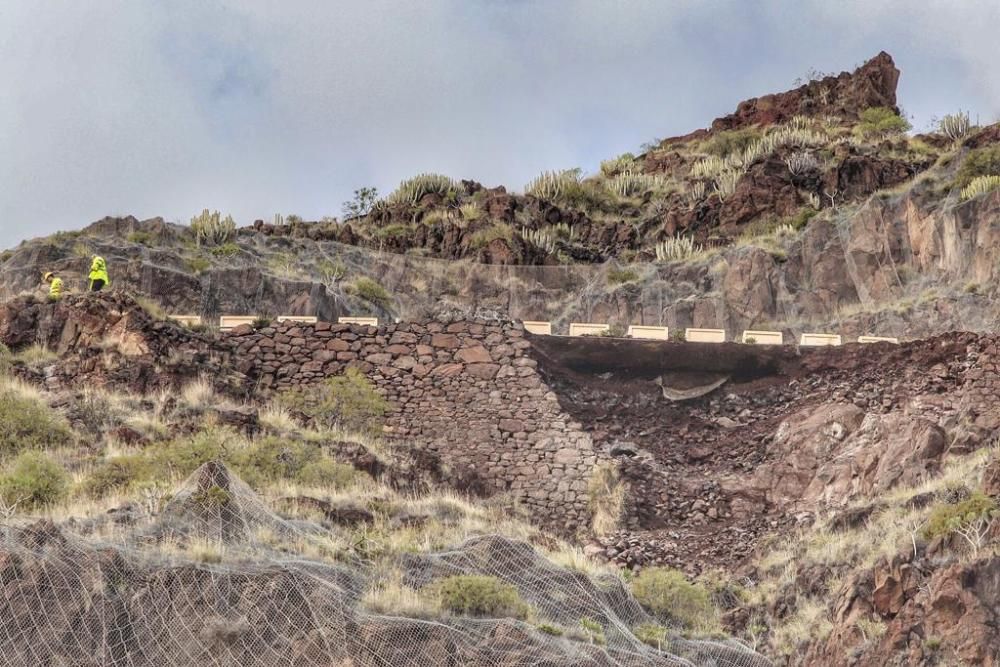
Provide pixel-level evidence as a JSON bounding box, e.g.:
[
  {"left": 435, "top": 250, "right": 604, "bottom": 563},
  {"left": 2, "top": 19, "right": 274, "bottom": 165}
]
[
  {"left": 338, "top": 317, "right": 378, "bottom": 326},
  {"left": 858, "top": 335, "right": 899, "bottom": 344},
  {"left": 277, "top": 315, "right": 318, "bottom": 324},
  {"left": 522, "top": 321, "right": 553, "bottom": 335},
  {"left": 742, "top": 330, "right": 783, "bottom": 345},
  {"left": 569, "top": 323, "right": 610, "bottom": 337},
  {"left": 167, "top": 315, "right": 202, "bottom": 327},
  {"left": 627, "top": 325, "right": 669, "bottom": 340},
  {"left": 685, "top": 328, "right": 726, "bottom": 343},
  {"left": 219, "top": 316, "right": 257, "bottom": 331},
  {"left": 800, "top": 333, "right": 843, "bottom": 346}
]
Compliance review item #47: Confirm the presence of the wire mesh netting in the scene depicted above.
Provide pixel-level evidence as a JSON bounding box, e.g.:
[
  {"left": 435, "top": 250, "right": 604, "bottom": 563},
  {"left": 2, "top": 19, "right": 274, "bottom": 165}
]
[{"left": 0, "top": 463, "right": 771, "bottom": 666}]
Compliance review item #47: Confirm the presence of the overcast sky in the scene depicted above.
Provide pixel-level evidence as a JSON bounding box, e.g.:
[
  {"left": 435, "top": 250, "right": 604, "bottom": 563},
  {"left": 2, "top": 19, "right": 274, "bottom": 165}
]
[{"left": 2, "top": 1, "right": 999, "bottom": 249}]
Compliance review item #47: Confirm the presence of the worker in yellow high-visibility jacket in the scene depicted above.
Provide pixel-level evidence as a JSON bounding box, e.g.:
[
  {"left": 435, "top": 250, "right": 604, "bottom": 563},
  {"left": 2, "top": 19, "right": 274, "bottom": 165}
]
[
  {"left": 43, "top": 272, "right": 63, "bottom": 300},
  {"left": 88, "top": 255, "right": 110, "bottom": 292}
]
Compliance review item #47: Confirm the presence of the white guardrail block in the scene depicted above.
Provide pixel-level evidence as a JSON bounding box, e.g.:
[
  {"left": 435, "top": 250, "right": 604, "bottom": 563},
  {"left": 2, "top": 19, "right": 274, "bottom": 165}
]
[
  {"left": 277, "top": 315, "right": 318, "bottom": 324},
  {"left": 167, "top": 315, "right": 202, "bottom": 327},
  {"left": 522, "top": 321, "right": 552, "bottom": 335},
  {"left": 800, "top": 333, "right": 843, "bottom": 346},
  {"left": 219, "top": 316, "right": 257, "bottom": 331},
  {"left": 338, "top": 317, "right": 379, "bottom": 326},
  {"left": 684, "top": 328, "right": 726, "bottom": 343},
  {"left": 627, "top": 325, "right": 669, "bottom": 340},
  {"left": 741, "top": 330, "right": 783, "bottom": 345},
  {"left": 569, "top": 323, "right": 610, "bottom": 337},
  {"left": 857, "top": 336, "right": 899, "bottom": 344}
]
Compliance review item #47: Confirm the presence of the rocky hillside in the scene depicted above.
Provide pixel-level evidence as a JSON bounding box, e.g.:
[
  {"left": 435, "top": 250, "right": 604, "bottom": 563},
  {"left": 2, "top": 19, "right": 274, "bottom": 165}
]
[
  {"left": 3, "top": 50, "right": 1000, "bottom": 666},
  {"left": 5, "top": 53, "right": 1000, "bottom": 338},
  {"left": 3, "top": 293, "right": 1000, "bottom": 664}
]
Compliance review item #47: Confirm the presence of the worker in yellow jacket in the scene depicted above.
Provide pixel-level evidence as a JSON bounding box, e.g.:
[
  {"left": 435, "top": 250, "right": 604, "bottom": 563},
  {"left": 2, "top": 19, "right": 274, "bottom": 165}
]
[
  {"left": 89, "top": 255, "right": 110, "bottom": 292},
  {"left": 43, "top": 272, "right": 63, "bottom": 300}
]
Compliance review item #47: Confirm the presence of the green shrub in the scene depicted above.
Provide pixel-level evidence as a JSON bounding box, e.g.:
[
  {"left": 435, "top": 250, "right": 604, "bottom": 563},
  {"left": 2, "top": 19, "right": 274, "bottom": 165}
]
[
  {"left": 84, "top": 455, "right": 153, "bottom": 498},
  {"left": 923, "top": 491, "right": 997, "bottom": 540},
  {"left": 607, "top": 267, "right": 640, "bottom": 285},
  {"left": 0, "top": 343, "right": 11, "bottom": 375},
  {"left": 633, "top": 623, "right": 668, "bottom": 649},
  {"left": 786, "top": 206, "right": 818, "bottom": 231},
  {"left": 703, "top": 128, "right": 762, "bottom": 158},
  {"left": 468, "top": 223, "right": 514, "bottom": 249},
  {"left": 434, "top": 575, "right": 530, "bottom": 619},
  {"left": 579, "top": 617, "right": 606, "bottom": 645},
  {"left": 854, "top": 107, "right": 911, "bottom": 139},
  {"left": 631, "top": 567, "right": 717, "bottom": 632},
  {"left": 297, "top": 459, "right": 356, "bottom": 488},
  {"left": 229, "top": 436, "right": 356, "bottom": 489},
  {"left": 151, "top": 428, "right": 234, "bottom": 478},
  {"left": 191, "top": 485, "right": 232, "bottom": 508},
  {"left": 374, "top": 223, "right": 413, "bottom": 240},
  {"left": 186, "top": 256, "right": 211, "bottom": 274},
  {"left": 0, "top": 386, "right": 73, "bottom": 457},
  {"left": 0, "top": 451, "right": 70, "bottom": 507},
  {"left": 536, "top": 623, "right": 564, "bottom": 636},
  {"left": 955, "top": 147, "right": 1000, "bottom": 189},
  {"left": 208, "top": 242, "right": 240, "bottom": 258},
  {"left": 127, "top": 231, "right": 153, "bottom": 246},
  {"left": 276, "top": 368, "right": 388, "bottom": 436},
  {"left": 351, "top": 277, "right": 392, "bottom": 309}
]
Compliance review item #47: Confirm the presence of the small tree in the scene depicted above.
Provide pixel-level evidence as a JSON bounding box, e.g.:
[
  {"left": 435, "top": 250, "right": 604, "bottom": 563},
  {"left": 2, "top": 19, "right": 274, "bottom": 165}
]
[
  {"left": 854, "top": 107, "right": 911, "bottom": 140},
  {"left": 342, "top": 187, "right": 381, "bottom": 219},
  {"left": 277, "top": 368, "right": 388, "bottom": 436}
]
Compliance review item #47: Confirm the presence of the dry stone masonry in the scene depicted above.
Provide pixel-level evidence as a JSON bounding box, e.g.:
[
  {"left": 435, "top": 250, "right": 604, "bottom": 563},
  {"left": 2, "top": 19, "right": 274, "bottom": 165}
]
[{"left": 223, "top": 318, "right": 600, "bottom": 529}]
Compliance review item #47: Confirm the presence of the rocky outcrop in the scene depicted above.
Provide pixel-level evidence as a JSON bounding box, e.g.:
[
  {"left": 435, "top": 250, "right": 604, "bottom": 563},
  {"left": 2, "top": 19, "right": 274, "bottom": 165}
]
[
  {"left": 803, "top": 554, "right": 1000, "bottom": 667},
  {"left": 710, "top": 52, "right": 900, "bottom": 132}
]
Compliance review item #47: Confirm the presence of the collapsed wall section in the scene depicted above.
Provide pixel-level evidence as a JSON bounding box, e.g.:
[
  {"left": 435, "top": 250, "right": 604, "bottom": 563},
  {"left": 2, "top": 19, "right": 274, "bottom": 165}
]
[{"left": 223, "top": 319, "right": 599, "bottom": 529}]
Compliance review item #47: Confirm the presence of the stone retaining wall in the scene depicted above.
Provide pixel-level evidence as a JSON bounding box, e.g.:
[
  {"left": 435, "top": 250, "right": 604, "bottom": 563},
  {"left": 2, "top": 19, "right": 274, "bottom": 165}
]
[{"left": 222, "top": 319, "right": 599, "bottom": 529}]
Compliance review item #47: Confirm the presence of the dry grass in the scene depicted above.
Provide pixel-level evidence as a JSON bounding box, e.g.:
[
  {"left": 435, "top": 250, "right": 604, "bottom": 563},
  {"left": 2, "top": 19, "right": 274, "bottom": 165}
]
[
  {"left": 588, "top": 462, "right": 625, "bottom": 536},
  {"left": 750, "top": 445, "right": 996, "bottom": 657},
  {"left": 180, "top": 377, "right": 217, "bottom": 408},
  {"left": 12, "top": 344, "right": 57, "bottom": 369},
  {"left": 258, "top": 404, "right": 299, "bottom": 432},
  {"left": 363, "top": 569, "right": 441, "bottom": 618}
]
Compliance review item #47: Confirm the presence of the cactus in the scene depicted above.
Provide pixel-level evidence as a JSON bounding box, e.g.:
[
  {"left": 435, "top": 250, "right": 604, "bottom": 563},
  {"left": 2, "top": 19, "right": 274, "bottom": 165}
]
[
  {"left": 683, "top": 182, "right": 706, "bottom": 210},
  {"left": 386, "top": 173, "right": 457, "bottom": 206},
  {"left": 600, "top": 153, "right": 636, "bottom": 177},
  {"left": 654, "top": 236, "right": 702, "bottom": 262},
  {"left": 609, "top": 171, "right": 665, "bottom": 197},
  {"left": 524, "top": 170, "right": 581, "bottom": 200},
  {"left": 190, "top": 209, "right": 236, "bottom": 247},
  {"left": 692, "top": 123, "right": 825, "bottom": 178},
  {"left": 521, "top": 227, "right": 557, "bottom": 254},
  {"left": 940, "top": 111, "right": 972, "bottom": 142},
  {"left": 960, "top": 175, "right": 1000, "bottom": 201},
  {"left": 713, "top": 170, "right": 741, "bottom": 201},
  {"left": 785, "top": 151, "right": 821, "bottom": 175}
]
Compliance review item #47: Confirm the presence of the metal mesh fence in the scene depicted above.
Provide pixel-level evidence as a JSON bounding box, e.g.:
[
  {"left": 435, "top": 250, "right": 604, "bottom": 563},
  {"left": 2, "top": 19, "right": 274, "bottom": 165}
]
[{"left": 0, "top": 463, "right": 771, "bottom": 666}]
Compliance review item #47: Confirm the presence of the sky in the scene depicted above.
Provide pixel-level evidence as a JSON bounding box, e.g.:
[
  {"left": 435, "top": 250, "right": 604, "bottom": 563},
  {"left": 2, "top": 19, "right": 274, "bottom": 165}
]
[{"left": 2, "top": 0, "right": 1000, "bottom": 249}]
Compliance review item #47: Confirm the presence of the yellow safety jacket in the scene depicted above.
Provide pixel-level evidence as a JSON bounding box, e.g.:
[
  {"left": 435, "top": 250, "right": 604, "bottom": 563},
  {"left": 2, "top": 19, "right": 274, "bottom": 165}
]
[
  {"left": 49, "top": 277, "right": 63, "bottom": 300},
  {"left": 89, "top": 256, "right": 110, "bottom": 287}
]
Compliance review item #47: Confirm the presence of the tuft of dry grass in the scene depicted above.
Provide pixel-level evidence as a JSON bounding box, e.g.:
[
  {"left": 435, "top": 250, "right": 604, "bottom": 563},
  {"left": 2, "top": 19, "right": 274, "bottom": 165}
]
[{"left": 588, "top": 462, "right": 625, "bottom": 536}]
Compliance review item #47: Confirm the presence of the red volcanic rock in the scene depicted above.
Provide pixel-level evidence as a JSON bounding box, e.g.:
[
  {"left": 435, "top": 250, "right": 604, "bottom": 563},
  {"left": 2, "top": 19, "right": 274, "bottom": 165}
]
[{"left": 712, "top": 51, "right": 900, "bottom": 132}]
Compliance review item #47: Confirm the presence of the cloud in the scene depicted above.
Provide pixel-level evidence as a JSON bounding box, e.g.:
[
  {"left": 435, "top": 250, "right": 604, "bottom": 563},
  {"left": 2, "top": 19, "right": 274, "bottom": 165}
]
[{"left": 1, "top": 0, "right": 998, "bottom": 248}]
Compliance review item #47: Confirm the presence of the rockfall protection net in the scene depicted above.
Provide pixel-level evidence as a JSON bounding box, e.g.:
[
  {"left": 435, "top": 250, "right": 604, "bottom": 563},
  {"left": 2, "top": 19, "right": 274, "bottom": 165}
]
[{"left": 0, "top": 463, "right": 771, "bottom": 666}]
